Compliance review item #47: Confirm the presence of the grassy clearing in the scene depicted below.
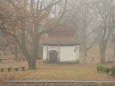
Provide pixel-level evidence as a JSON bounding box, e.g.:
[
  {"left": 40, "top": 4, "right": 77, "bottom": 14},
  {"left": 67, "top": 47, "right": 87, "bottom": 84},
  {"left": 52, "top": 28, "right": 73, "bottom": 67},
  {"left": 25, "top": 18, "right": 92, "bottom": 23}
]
[
  {"left": 0, "top": 57, "right": 115, "bottom": 81},
  {"left": 0, "top": 47, "right": 115, "bottom": 86}
]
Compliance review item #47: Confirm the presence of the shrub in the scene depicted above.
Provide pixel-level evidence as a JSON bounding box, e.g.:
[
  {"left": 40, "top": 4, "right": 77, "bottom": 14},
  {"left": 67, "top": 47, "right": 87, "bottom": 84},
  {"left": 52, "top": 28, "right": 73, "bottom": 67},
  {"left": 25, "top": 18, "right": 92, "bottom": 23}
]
[
  {"left": 105, "top": 68, "right": 110, "bottom": 73},
  {"left": 97, "top": 66, "right": 100, "bottom": 71},
  {"left": 111, "top": 66, "right": 115, "bottom": 76},
  {"left": 97, "top": 65, "right": 105, "bottom": 72}
]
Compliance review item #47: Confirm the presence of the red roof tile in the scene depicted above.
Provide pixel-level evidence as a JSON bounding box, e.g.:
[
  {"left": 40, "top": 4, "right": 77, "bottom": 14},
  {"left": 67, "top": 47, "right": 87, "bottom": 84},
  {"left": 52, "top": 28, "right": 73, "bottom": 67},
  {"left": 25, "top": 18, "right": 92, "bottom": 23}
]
[
  {"left": 48, "top": 24, "right": 76, "bottom": 38},
  {"left": 43, "top": 24, "right": 78, "bottom": 45}
]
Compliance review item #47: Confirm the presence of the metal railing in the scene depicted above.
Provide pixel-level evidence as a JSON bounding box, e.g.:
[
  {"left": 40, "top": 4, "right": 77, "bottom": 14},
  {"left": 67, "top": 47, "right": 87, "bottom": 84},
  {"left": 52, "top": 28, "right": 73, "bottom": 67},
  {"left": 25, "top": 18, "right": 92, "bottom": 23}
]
[{"left": 4, "top": 81, "right": 115, "bottom": 85}]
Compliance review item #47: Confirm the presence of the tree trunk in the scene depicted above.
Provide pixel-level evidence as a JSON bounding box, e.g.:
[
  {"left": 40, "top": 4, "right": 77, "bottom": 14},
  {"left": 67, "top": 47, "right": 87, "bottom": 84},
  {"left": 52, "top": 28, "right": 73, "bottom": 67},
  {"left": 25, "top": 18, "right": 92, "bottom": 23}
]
[
  {"left": 80, "top": 43, "right": 83, "bottom": 52},
  {"left": 28, "top": 57, "right": 37, "bottom": 69},
  {"left": 83, "top": 38, "right": 87, "bottom": 56},
  {"left": 83, "top": 27, "right": 87, "bottom": 56},
  {"left": 15, "top": 29, "right": 37, "bottom": 69},
  {"left": 29, "top": 39, "right": 39, "bottom": 69},
  {"left": 100, "top": 47, "right": 106, "bottom": 63},
  {"left": 100, "top": 50, "right": 105, "bottom": 63},
  {"left": 25, "top": 37, "right": 39, "bottom": 69},
  {"left": 26, "top": 23, "right": 39, "bottom": 69},
  {"left": 114, "top": 42, "right": 115, "bottom": 58},
  {"left": 84, "top": 48, "right": 87, "bottom": 56},
  {"left": 3, "top": 49, "right": 7, "bottom": 55},
  {"left": 14, "top": 44, "right": 18, "bottom": 61}
]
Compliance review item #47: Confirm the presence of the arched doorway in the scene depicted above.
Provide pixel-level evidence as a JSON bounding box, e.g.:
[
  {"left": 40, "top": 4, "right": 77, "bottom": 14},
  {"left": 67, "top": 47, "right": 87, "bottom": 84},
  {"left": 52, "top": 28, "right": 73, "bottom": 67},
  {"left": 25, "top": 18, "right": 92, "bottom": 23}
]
[{"left": 49, "top": 50, "right": 58, "bottom": 63}]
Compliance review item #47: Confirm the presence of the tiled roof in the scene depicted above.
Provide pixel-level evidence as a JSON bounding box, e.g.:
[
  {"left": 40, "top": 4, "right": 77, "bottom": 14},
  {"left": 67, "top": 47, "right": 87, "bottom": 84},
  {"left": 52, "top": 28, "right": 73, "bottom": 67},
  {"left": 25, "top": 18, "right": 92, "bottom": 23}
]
[
  {"left": 48, "top": 24, "right": 76, "bottom": 38},
  {"left": 43, "top": 24, "right": 79, "bottom": 45},
  {"left": 43, "top": 39, "right": 79, "bottom": 46}
]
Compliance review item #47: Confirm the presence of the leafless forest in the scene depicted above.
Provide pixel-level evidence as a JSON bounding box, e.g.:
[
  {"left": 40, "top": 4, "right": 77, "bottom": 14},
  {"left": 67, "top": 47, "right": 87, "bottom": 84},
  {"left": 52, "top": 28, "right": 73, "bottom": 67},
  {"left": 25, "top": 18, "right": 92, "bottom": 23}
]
[{"left": 0, "top": 0, "right": 115, "bottom": 86}]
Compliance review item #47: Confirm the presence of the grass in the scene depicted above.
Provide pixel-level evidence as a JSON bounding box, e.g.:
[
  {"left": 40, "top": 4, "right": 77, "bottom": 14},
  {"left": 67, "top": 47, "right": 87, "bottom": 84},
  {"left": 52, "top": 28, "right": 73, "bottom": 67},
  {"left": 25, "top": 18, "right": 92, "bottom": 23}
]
[
  {"left": 0, "top": 47, "right": 115, "bottom": 86},
  {"left": 0, "top": 57, "right": 115, "bottom": 81}
]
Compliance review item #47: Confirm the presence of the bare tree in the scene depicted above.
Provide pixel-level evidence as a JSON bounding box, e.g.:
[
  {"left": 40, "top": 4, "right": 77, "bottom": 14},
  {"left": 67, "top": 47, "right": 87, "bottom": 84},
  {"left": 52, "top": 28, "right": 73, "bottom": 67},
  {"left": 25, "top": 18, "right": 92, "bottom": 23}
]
[
  {"left": 0, "top": 0, "right": 68, "bottom": 69},
  {"left": 95, "top": 0, "right": 115, "bottom": 63},
  {"left": 70, "top": 0, "right": 100, "bottom": 57}
]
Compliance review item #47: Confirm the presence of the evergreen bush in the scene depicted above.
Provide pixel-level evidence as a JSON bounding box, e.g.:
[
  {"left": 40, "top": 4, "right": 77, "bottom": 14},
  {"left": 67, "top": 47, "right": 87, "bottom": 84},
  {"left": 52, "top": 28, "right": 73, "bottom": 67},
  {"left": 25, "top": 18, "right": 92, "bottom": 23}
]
[
  {"left": 97, "top": 65, "right": 105, "bottom": 72},
  {"left": 111, "top": 66, "right": 115, "bottom": 76},
  {"left": 105, "top": 68, "right": 110, "bottom": 73}
]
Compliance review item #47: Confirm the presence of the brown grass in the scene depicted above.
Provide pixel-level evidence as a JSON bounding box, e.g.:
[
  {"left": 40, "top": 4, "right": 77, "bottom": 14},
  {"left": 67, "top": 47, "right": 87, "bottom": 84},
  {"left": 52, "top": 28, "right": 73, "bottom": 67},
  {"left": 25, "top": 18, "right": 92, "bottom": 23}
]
[
  {"left": 0, "top": 54, "right": 115, "bottom": 81},
  {"left": 0, "top": 48, "right": 115, "bottom": 86}
]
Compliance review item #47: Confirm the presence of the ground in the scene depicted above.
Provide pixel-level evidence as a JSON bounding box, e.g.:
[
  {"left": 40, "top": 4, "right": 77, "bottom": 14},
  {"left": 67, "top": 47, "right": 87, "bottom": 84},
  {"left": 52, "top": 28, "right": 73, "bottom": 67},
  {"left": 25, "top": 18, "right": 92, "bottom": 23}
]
[
  {"left": 0, "top": 47, "right": 115, "bottom": 85},
  {"left": 0, "top": 54, "right": 115, "bottom": 81}
]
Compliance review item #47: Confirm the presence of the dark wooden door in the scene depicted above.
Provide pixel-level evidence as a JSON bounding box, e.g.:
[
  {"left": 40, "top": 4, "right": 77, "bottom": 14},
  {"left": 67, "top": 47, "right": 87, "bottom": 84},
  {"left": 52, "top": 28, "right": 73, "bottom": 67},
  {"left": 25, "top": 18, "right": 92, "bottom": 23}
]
[{"left": 49, "top": 50, "right": 58, "bottom": 63}]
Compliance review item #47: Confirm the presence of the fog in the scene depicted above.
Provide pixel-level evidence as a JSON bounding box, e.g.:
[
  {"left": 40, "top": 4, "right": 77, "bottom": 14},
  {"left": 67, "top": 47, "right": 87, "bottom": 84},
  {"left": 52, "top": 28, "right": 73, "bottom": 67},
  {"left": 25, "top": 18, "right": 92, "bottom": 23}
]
[{"left": 0, "top": 0, "right": 115, "bottom": 85}]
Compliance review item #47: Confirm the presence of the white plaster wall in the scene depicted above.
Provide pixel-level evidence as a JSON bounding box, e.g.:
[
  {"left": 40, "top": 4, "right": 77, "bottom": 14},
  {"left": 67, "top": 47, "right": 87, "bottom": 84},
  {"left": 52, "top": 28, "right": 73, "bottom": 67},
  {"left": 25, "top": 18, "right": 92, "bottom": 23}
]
[
  {"left": 77, "top": 46, "right": 79, "bottom": 60},
  {"left": 43, "top": 46, "right": 46, "bottom": 61},
  {"left": 43, "top": 45, "right": 79, "bottom": 62},
  {"left": 60, "top": 46, "right": 79, "bottom": 62},
  {"left": 75, "top": 46, "right": 79, "bottom": 60}
]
